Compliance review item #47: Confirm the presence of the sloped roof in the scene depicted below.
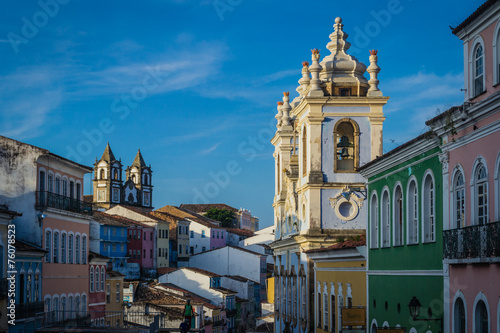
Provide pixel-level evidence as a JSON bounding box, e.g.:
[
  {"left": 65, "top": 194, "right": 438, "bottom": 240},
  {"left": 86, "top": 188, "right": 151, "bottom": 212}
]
[
  {"left": 190, "top": 245, "right": 263, "bottom": 258},
  {"left": 156, "top": 205, "right": 220, "bottom": 228},
  {"left": 16, "top": 239, "right": 47, "bottom": 253},
  {"left": 107, "top": 214, "right": 153, "bottom": 229},
  {"left": 452, "top": 0, "right": 499, "bottom": 35},
  {"left": 93, "top": 211, "right": 129, "bottom": 227},
  {"left": 357, "top": 131, "right": 432, "bottom": 172},
  {"left": 106, "top": 269, "right": 125, "bottom": 278},
  {"left": 179, "top": 203, "right": 238, "bottom": 213},
  {"left": 211, "top": 286, "right": 237, "bottom": 295},
  {"left": 225, "top": 228, "right": 254, "bottom": 237},
  {"left": 157, "top": 267, "right": 178, "bottom": 275},
  {"left": 108, "top": 205, "right": 163, "bottom": 222},
  {"left": 305, "top": 234, "right": 366, "bottom": 253}
]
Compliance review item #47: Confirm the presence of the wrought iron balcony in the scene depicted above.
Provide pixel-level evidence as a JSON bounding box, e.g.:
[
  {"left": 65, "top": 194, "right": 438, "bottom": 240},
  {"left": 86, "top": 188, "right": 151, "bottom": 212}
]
[
  {"left": 37, "top": 191, "right": 93, "bottom": 215},
  {"left": 16, "top": 301, "right": 44, "bottom": 320},
  {"left": 443, "top": 221, "right": 500, "bottom": 261}
]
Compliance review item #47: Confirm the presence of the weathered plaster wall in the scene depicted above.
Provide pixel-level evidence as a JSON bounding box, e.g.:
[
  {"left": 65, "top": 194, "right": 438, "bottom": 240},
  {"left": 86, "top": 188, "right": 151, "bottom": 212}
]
[{"left": 0, "top": 137, "right": 47, "bottom": 246}]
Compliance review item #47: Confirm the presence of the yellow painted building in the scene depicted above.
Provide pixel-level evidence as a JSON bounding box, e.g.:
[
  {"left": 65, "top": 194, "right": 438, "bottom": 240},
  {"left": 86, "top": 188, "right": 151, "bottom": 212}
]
[
  {"left": 266, "top": 277, "right": 275, "bottom": 304},
  {"left": 306, "top": 238, "right": 366, "bottom": 333}
]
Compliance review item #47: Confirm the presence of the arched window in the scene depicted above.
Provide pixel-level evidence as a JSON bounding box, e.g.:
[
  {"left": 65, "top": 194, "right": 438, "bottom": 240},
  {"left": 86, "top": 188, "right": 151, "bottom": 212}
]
[
  {"left": 454, "top": 171, "right": 466, "bottom": 228},
  {"left": 69, "top": 181, "right": 74, "bottom": 199},
  {"left": 334, "top": 119, "right": 360, "bottom": 172},
  {"left": 144, "top": 174, "right": 149, "bottom": 185},
  {"left": 323, "top": 290, "right": 329, "bottom": 330},
  {"left": 423, "top": 172, "right": 435, "bottom": 243},
  {"left": 454, "top": 297, "right": 466, "bottom": 333},
  {"left": 407, "top": 179, "right": 418, "bottom": 244},
  {"left": 475, "top": 300, "right": 488, "bottom": 333},
  {"left": 100, "top": 169, "right": 105, "bottom": 180},
  {"left": 113, "top": 169, "right": 118, "bottom": 180},
  {"left": 393, "top": 185, "right": 403, "bottom": 246},
  {"left": 370, "top": 193, "right": 379, "bottom": 248},
  {"left": 132, "top": 174, "right": 136, "bottom": 183},
  {"left": 90, "top": 267, "right": 94, "bottom": 293},
  {"left": 302, "top": 127, "right": 307, "bottom": 176},
  {"left": 381, "top": 190, "right": 390, "bottom": 247},
  {"left": 474, "top": 44, "right": 484, "bottom": 96},
  {"left": 475, "top": 164, "right": 488, "bottom": 225}
]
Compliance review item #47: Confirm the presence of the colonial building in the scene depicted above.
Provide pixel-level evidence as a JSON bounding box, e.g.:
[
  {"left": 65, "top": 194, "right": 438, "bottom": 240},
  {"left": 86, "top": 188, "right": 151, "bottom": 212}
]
[
  {"left": 305, "top": 236, "right": 367, "bottom": 333},
  {"left": 269, "top": 17, "right": 387, "bottom": 333},
  {"left": 88, "top": 251, "right": 108, "bottom": 327},
  {"left": 427, "top": 1, "right": 500, "bottom": 332},
  {"left": 358, "top": 133, "right": 444, "bottom": 332},
  {"left": 93, "top": 143, "right": 153, "bottom": 209}
]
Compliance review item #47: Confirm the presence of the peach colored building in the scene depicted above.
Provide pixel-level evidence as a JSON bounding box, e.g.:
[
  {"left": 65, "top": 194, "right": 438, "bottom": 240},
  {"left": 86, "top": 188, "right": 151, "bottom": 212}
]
[
  {"left": 37, "top": 153, "right": 94, "bottom": 320},
  {"left": 427, "top": 2, "right": 500, "bottom": 332}
]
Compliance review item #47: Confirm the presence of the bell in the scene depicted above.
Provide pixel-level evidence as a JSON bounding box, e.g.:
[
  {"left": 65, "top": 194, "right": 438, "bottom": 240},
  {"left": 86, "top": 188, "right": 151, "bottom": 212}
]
[{"left": 341, "top": 147, "right": 350, "bottom": 158}]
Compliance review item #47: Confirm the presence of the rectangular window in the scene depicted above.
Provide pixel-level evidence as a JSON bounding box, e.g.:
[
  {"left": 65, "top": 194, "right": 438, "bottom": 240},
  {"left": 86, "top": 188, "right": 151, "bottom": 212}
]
[
  {"left": 150, "top": 233, "right": 153, "bottom": 241},
  {"left": 324, "top": 293, "right": 328, "bottom": 330},
  {"left": 190, "top": 231, "right": 194, "bottom": 238},
  {"left": 45, "top": 231, "right": 51, "bottom": 263},
  {"left": 179, "top": 245, "right": 182, "bottom": 253},
  {"left": 178, "top": 226, "right": 182, "bottom": 235},
  {"left": 82, "top": 236, "right": 87, "bottom": 264},
  {"left": 138, "top": 230, "right": 141, "bottom": 239},
  {"left": 112, "top": 244, "right": 116, "bottom": 252},
  {"left": 62, "top": 179, "right": 68, "bottom": 197},
  {"left": 75, "top": 235, "right": 80, "bottom": 264},
  {"left": 106, "top": 283, "right": 110, "bottom": 303},
  {"left": 202, "top": 246, "right": 206, "bottom": 252},
  {"left": 120, "top": 244, "right": 124, "bottom": 252},
  {"left": 144, "top": 232, "right": 146, "bottom": 240},
  {"left": 112, "top": 188, "right": 119, "bottom": 202},
  {"left": 201, "top": 230, "right": 205, "bottom": 238},
  {"left": 53, "top": 232, "right": 59, "bottom": 263},
  {"left": 68, "top": 235, "right": 73, "bottom": 264},
  {"left": 48, "top": 174, "right": 53, "bottom": 192},
  {"left": 121, "top": 228, "right": 125, "bottom": 237},
  {"left": 112, "top": 228, "right": 116, "bottom": 236},
  {"left": 61, "top": 233, "right": 66, "bottom": 264},
  {"left": 143, "top": 249, "right": 146, "bottom": 258},
  {"left": 150, "top": 249, "right": 152, "bottom": 258}
]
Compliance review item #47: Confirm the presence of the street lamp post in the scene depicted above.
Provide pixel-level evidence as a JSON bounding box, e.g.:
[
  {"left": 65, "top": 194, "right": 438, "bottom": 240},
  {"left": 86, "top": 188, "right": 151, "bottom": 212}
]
[{"left": 407, "top": 296, "right": 443, "bottom": 333}]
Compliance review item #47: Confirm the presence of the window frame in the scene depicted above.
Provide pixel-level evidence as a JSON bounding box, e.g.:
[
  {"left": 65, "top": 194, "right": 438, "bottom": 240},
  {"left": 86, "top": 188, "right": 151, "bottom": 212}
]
[
  {"left": 422, "top": 171, "right": 436, "bottom": 243},
  {"left": 380, "top": 188, "right": 390, "bottom": 248},
  {"left": 393, "top": 183, "right": 404, "bottom": 246},
  {"left": 407, "top": 177, "right": 419, "bottom": 244},
  {"left": 370, "top": 191, "right": 379, "bottom": 249}
]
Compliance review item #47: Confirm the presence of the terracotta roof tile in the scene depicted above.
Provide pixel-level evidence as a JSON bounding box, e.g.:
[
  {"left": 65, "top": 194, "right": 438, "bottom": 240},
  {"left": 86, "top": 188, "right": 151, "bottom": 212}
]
[{"left": 305, "top": 234, "right": 366, "bottom": 253}]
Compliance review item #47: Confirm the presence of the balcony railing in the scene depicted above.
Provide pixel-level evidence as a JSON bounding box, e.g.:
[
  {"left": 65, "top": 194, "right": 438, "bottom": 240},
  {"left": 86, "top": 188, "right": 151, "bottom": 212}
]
[
  {"left": 37, "top": 191, "right": 93, "bottom": 215},
  {"left": 443, "top": 221, "right": 500, "bottom": 260},
  {"left": 16, "top": 301, "right": 45, "bottom": 320}
]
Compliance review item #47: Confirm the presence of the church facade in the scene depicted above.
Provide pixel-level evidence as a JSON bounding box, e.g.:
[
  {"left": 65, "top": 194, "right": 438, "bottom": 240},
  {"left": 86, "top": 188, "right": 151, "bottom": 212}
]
[
  {"left": 270, "top": 17, "right": 388, "bottom": 333},
  {"left": 93, "top": 143, "right": 153, "bottom": 209}
]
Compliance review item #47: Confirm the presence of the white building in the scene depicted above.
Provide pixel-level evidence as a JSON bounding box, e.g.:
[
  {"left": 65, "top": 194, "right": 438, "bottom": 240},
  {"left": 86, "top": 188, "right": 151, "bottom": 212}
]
[{"left": 189, "top": 246, "right": 268, "bottom": 302}]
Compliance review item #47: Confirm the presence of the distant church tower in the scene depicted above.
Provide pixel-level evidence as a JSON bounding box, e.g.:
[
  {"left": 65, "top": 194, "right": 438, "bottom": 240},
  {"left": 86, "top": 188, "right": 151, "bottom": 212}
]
[
  {"left": 93, "top": 145, "right": 153, "bottom": 209},
  {"left": 93, "top": 143, "right": 123, "bottom": 209},
  {"left": 124, "top": 149, "right": 153, "bottom": 208}
]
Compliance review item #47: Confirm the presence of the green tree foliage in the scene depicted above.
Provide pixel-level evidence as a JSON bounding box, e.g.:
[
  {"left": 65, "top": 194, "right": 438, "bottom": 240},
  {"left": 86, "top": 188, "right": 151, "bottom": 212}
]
[{"left": 205, "top": 208, "right": 235, "bottom": 228}]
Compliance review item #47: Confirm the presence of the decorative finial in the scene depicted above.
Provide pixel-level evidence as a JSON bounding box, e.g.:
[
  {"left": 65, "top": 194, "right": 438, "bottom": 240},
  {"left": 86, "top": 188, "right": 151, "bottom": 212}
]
[
  {"left": 275, "top": 102, "right": 283, "bottom": 128},
  {"left": 297, "top": 60, "right": 311, "bottom": 96},
  {"left": 367, "top": 50, "right": 382, "bottom": 97},
  {"left": 335, "top": 17, "right": 342, "bottom": 24},
  {"left": 308, "top": 49, "right": 324, "bottom": 97},
  {"left": 283, "top": 92, "right": 289, "bottom": 97},
  {"left": 281, "top": 93, "right": 291, "bottom": 126}
]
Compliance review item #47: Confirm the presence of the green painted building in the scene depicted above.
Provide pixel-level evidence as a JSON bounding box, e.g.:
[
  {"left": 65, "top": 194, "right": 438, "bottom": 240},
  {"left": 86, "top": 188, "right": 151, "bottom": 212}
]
[{"left": 358, "top": 133, "right": 444, "bottom": 333}]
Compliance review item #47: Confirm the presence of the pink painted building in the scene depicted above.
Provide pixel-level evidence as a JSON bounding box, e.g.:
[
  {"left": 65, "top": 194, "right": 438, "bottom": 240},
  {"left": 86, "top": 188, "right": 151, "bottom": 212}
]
[
  {"left": 427, "top": 2, "right": 500, "bottom": 332},
  {"left": 210, "top": 227, "right": 227, "bottom": 250}
]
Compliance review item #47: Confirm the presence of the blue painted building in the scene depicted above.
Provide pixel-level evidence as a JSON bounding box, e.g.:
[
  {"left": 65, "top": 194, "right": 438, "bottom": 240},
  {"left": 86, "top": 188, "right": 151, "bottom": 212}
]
[
  {"left": 11, "top": 239, "right": 46, "bottom": 333},
  {"left": 89, "top": 212, "right": 128, "bottom": 271}
]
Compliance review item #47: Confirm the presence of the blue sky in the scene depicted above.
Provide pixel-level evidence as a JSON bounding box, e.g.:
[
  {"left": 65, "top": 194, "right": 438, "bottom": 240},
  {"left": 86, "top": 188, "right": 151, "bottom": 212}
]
[{"left": 0, "top": 0, "right": 482, "bottom": 228}]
